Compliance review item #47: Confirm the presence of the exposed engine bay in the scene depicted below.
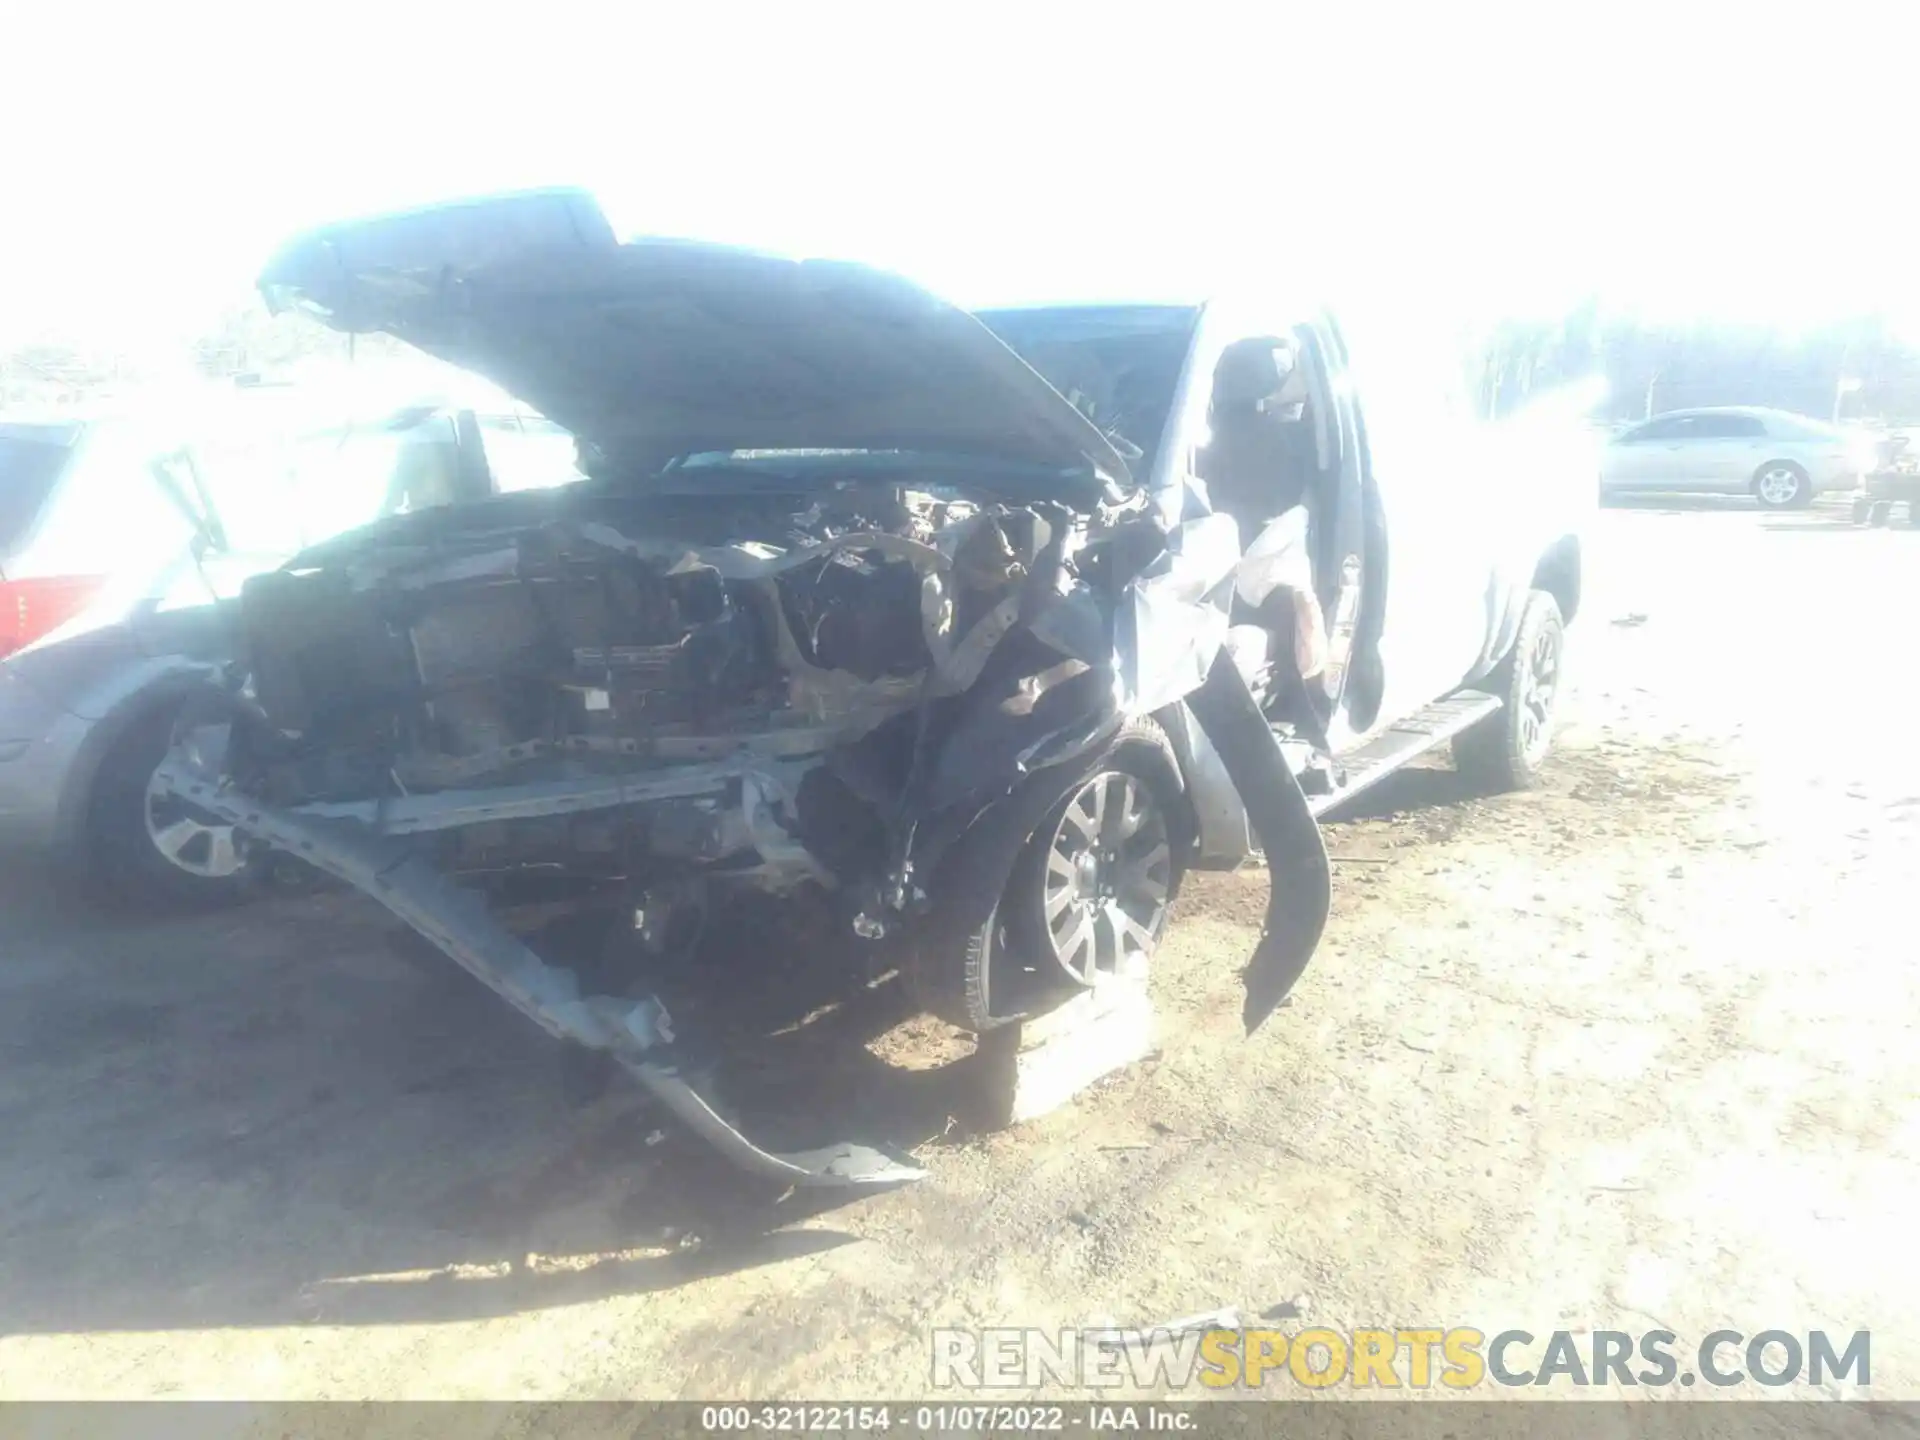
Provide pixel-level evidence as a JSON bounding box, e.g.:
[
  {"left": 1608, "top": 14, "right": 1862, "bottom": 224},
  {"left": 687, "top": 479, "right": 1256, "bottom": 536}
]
[{"left": 221, "top": 479, "right": 1084, "bottom": 900}]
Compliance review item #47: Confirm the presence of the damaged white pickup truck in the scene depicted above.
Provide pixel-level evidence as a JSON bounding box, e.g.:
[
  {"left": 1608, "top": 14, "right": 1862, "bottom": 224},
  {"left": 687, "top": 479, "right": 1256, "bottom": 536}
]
[{"left": 154, "top": 189, "right": 1589, "bottom": 1188}]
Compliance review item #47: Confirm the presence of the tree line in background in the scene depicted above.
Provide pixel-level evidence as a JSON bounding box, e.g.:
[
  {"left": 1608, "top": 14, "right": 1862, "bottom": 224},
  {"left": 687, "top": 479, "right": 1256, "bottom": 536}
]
[
  {"left": 10, "top": 296, "right": 1920, "bottom": 426},
  {"left": 1472, "top": 304, "right": 1920, "bottom": 425},
  {"left": 1, "top": 304, "right": 407, "bottom": 408}
]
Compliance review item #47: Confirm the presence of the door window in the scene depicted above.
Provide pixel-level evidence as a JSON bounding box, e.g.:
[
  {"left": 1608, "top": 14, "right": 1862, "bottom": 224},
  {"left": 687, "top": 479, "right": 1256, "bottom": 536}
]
[
  {"left": 12, "top": 421, "right": 197, "bottom": 578},
  {"left": 1176, "top": 297, "right": 1338, "bottom": 531},
  {"left": 1195, "top": 333, "right": 1318, "bottom": 524},
  {"left": 1624, "top": 415, "right": 1697, "bottom": 443},
  {"left": 1624, "top": 413, "right": 1764, "bottom": 444},
  {"left": 1689, "top": 414, "right": 1765, "bottom": 439},
  {"left": 0, "top": 428, "right": 78, "bottom": 553}
]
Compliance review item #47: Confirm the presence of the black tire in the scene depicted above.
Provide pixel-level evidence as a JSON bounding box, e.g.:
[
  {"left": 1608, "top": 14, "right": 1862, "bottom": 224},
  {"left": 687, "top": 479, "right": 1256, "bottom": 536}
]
[
  {"left": 905, "top": 716, "right": 1188, "bottom": 1033},
  {"left": 1751, "top": 460, "right": 1811, "bottom": 509},
  {"left": 1452, "top": 590, "right": 1566, "bottom": 793},
  {"left": 84, "top": 705, "right": 258, "bottom": 912}
]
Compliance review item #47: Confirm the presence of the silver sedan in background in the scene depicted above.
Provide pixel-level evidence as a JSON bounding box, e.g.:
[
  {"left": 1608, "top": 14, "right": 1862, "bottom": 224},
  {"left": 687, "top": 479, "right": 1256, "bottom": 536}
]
[{"left": 1599, "top": 405, "right": 1874, "bottom": 508}]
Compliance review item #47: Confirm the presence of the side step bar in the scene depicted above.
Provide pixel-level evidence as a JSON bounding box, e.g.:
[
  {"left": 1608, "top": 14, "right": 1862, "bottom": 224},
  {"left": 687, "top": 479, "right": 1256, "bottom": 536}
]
[{"left": 1306, "top": 691, "right": 1503, "bottom": 819}]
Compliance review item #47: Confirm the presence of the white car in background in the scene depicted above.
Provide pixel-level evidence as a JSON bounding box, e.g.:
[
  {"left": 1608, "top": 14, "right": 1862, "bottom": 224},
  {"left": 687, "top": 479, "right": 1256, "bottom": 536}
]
[
  {"left": 1599, "top": 406, "right": 1873, "bottom": 508},
  {"left": 0, "top": 399, "right": 580, "bottom": 908}
]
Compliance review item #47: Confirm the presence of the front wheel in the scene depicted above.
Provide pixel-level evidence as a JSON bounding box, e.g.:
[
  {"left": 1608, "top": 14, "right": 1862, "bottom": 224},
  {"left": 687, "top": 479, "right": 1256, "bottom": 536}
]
[
  {"left": 1752, "top": 462, "right": 1811, "bottom": 509},
  {"left": 84, "top": 706, "right": 259, "bottom": 911},
  {"left": 1453, "top": 590, "right": 1565, "bottom": 792},
  {"left": 905, "top": 717, "right": 1187, "bottom": 1033},
  {"left": 1011, "top": 752, "right": 1180, "bottom": 990}
]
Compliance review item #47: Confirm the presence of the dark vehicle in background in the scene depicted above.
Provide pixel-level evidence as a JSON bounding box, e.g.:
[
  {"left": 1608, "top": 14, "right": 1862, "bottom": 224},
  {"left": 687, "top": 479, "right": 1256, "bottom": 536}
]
[{"left": 1852, "top": 430, "right": 1920, "bottom": 527}]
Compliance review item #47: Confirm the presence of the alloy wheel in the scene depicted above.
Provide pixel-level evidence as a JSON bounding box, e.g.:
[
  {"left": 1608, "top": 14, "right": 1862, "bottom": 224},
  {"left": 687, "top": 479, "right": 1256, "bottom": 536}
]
[
  {"left": 1039, "top": 770, "right": 1174, "bottom": 986},
  {"left": 144, "top": 768, "right": 246, "bottom": 880},
  {"left": 1516, "top": 620, "right": 1562, "bottom": 764},
  {"left": 1756, "top": 467, "right": 1804, "bottom": 507}
]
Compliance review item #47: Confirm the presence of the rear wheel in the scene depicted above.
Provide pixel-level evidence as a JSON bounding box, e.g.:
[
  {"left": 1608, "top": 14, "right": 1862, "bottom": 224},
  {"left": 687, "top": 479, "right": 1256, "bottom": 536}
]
[
  {"left": 85, "top": 706, "right": 257, "bottom": 911},
  {"left": 1752, "top": 461, "right": 1810, "bottom": 509},
  {"left": 1453, "top": 590, "right": 1565, "bottom": 792}
]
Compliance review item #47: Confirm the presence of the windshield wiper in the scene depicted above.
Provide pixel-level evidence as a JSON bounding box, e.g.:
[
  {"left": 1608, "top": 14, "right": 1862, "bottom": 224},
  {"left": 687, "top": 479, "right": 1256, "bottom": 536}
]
[{"left": 148, "top": 448, "right": 230, "bottom": 554}]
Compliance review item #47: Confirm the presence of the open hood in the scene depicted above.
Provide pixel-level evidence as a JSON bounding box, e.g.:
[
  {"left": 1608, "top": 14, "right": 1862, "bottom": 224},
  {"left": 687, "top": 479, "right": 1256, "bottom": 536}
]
[{"left": 258, "top": 189, "right": 1133, "bottom": 494}]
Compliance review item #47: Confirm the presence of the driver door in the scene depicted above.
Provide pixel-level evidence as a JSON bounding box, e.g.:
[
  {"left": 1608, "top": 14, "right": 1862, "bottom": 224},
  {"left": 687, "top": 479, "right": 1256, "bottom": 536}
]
[
  {"left": 1343, "top": 327, "right": 1498, "bottom": 729},
  {"left": 1172, "top": 300, "right": 1371, "bottom": 738}
]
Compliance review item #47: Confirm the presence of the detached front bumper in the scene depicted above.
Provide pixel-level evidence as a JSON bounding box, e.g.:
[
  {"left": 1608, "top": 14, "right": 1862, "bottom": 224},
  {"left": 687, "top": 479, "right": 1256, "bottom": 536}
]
[{"left": 151, "top": 743, "right": 924, "bottom": 1191}]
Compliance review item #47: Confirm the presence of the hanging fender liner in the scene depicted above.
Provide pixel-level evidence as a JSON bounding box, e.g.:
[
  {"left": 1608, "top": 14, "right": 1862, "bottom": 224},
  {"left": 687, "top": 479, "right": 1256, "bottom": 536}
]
[{"left": 1185, "top": 650, "right": 1332, "bottom": 1032}]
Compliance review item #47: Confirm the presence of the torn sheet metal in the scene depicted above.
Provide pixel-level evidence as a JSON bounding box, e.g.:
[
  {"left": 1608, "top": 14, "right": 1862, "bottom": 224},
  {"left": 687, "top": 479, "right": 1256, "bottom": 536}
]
[{"left": 1118, "top": 511, "right": 1239, "bottom": 717}]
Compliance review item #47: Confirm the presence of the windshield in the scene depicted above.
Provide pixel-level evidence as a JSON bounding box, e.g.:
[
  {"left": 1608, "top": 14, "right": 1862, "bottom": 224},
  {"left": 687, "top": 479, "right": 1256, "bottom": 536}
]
[
  {"left": 180, "top": 409, "right": 586, "bottom": 554},
  {"left": 975, "top": 305, "right": 1200, "bottom": 477},
  {"left": 0, "top": 429, "right": 79, "bottom": 552}
]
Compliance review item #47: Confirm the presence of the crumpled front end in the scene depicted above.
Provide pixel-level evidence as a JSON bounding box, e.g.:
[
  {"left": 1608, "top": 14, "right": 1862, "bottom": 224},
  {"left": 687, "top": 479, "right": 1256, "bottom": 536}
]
[
  {"left": 154, "top": 469, "right": 1330, "bottom": 1183},
  {"left": 163, "top": 189, "right": 1341, "bottom": 1183}
]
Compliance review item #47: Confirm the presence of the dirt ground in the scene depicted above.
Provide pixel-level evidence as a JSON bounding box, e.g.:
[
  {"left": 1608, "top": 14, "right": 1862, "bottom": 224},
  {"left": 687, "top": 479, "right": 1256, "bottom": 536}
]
[{"left": 1, "top": 497, "right": 1915, "bottom": 1404}]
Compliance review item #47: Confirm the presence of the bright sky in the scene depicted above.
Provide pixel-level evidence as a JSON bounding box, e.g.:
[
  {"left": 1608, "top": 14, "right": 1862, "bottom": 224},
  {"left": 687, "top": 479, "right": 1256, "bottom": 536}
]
[{"left": 8, "top": 1, "right": 1917, "bottom": 359}]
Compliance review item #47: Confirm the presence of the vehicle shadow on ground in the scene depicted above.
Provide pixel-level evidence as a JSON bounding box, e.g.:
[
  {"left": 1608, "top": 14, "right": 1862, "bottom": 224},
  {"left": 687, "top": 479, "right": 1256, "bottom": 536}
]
[
  {"left": 1602, "top": 494, "right": 1761, "bottom": 515},
  {"left": 0, "top": 876, "right": 991, "bottom": 1334},
  {"left": 1758, "top": 510, "right": 1914, "bottom": 534},
  {"left": 1757, "top": 520, "right": 1873, "bottom": 534},
  {"left": 1318, "top": 763, "right": 1490, "bottom": 824},
  {"left": 1605, "top": 494, "right": 1866, "bottom": 526}
]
